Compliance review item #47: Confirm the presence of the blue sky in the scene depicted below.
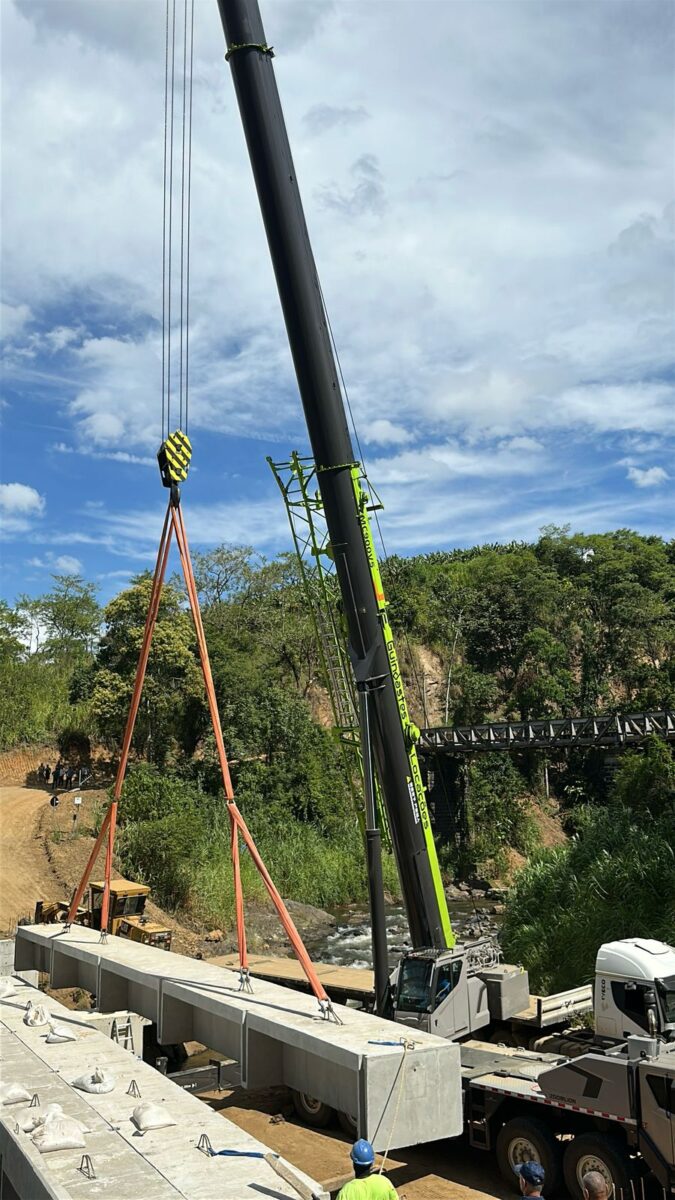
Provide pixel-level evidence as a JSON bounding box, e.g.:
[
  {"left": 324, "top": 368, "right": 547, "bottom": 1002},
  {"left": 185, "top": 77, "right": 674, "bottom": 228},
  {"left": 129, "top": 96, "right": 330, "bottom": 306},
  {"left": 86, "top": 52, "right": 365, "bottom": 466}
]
[{"left": 1, "top": 0, "right": 673, "bottom": 607}]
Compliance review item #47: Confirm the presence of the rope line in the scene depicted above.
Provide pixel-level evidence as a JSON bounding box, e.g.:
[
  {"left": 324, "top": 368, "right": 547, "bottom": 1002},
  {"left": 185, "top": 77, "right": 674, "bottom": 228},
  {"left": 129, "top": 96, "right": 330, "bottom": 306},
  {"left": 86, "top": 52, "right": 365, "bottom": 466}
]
[
  {"left": 166, "top": 0, "right": 177, "bottom": 435},
  {"left": 184, "top": 0, "right": 195, "bottom": 437},
  {"left": 161, "top": 0, "right": 194, "bottom": 441},
  {"left": 178, "top": 0, "right": 188, "bottom": 432},
  {"left": 161, "top": 0, "right": 170, "bottom": 442}
]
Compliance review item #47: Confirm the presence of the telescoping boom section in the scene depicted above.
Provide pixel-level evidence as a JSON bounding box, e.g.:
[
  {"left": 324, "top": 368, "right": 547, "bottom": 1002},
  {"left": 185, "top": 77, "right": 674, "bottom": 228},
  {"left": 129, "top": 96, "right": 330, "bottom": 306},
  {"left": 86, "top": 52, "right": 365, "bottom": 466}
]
[{"left": 216, "top": 0, "right": 452, "bottom": 950}]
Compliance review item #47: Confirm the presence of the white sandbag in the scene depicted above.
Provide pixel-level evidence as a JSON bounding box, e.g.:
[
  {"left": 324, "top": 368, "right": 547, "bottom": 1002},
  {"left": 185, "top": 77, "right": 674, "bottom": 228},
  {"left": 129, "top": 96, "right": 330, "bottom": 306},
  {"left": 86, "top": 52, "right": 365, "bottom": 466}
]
[
  {"left": 72, "top": 1066, "right": 115, "bottom": 1094},
  {"left": 0, "top": 978, "right": 16, "bottom": 999},
  {"left": 32, "top": 1116, "right": 86, "bottom": 1153},
  {"left": 45, "top": 1021, "right": 76, "bottom": 1044},
  {"left": 0, "top": 1083, "right": 32, "bottom": 1106},
  {"left": 18, "top": 1103, "right": 65, "bottom": 1133},
  {"left": 24, "top": 1002, "right": 50, "bottom": 1027},
  {"left": 131, "top": 1101, "right": 175, "bottom": 1133}
]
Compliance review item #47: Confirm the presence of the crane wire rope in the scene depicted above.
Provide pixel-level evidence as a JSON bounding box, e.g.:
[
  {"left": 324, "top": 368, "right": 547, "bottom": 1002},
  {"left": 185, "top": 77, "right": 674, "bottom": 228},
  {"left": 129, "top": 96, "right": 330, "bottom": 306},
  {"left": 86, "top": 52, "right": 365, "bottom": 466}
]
[
  {"left": 178, "top": 0, "right": 188, "bottom": 431},
  {"left": 166, "top": 0, "right": 177, "bottom": 437},
  {"left": 161, "top": 0, "right": 195, "bottom": 441},
  {"left": 317, "top": 280, "right": 430, "bottom": 723},
  {"left": 184, "top": 0, "right": 195, "bottom": 437},
  {"left": 161, "top": 0, "right": 170, "bottom": 442}
]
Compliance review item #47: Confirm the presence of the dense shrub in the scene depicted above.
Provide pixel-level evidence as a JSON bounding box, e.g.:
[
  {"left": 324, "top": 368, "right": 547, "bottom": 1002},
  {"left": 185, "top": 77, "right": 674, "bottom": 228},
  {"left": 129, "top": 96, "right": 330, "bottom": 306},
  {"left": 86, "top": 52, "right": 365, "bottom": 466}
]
[{"left": 502, "top": 741, "right": 675, "bottom": 991}]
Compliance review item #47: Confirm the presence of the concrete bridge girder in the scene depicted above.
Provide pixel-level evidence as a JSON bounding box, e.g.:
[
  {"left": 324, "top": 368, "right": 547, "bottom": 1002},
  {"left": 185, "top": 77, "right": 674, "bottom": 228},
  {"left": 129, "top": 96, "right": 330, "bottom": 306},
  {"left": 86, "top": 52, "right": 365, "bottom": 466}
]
[{"left": 15, "top": 925, "right": 462, "bottom": 1152}]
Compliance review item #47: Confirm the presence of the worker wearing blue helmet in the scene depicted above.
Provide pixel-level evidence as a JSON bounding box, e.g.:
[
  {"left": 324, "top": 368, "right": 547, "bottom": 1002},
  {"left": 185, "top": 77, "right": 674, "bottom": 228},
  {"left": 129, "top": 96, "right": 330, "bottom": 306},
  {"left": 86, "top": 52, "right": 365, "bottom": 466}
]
[{"left": 336, "top": 1140, "right": 399, "bottom": 1198}]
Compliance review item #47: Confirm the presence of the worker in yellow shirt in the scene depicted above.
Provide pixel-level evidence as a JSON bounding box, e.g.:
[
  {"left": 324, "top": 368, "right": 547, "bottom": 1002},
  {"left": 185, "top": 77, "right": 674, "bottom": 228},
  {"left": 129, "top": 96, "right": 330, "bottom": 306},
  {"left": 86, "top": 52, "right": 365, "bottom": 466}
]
[{"left": 337, "top": 1140, "right": 399, "bottom": 1199}]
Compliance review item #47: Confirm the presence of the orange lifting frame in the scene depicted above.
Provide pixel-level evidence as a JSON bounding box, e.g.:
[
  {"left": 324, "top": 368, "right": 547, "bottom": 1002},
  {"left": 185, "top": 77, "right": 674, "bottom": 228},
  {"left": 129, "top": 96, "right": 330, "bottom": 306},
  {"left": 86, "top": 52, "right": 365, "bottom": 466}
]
[{"left": 66, "top": 495, "right": 338, "bottom": 1019}]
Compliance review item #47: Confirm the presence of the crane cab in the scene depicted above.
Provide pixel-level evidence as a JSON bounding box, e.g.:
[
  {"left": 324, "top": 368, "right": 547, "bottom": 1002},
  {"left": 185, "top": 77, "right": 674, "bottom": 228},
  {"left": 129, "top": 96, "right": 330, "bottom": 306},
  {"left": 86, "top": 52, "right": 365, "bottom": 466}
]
[{"left": 392, "top": 941, "right": 529, "bottom": 1040}]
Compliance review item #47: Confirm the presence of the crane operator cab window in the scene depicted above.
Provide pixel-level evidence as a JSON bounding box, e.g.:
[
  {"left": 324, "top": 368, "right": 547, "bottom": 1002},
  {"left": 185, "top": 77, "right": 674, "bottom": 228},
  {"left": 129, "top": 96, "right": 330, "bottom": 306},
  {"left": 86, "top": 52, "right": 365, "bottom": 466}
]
[
  {"left": 397, "top": 956, "right": 463, "bottom": 1013},
  {"left": 433, "top": 960, "right": 463, "bottom": 1009}
]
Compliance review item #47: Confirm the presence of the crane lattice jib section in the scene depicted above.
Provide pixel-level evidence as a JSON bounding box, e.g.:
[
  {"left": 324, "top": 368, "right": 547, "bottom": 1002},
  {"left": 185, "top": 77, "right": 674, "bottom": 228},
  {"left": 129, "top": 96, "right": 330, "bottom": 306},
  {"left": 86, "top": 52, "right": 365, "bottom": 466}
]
[{"left": 268, "top": 453, "right": 391, "bottom": 846}]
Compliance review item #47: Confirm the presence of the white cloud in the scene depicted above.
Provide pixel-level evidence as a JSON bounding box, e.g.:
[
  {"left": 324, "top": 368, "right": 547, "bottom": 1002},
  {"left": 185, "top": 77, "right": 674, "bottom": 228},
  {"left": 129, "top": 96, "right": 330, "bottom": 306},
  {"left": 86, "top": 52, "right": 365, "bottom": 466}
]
[
  {"left": 626, "top": 465, "right": 669, "bottom": 488},
  {"left": 363, "top": 419, "right": 413, "bottom": 447},
  {"left": 52, "top": 441, "right": 155, "bottom": 467},
  {"left": 0, "top": 302, "right": 31, "bottom": 341},
  {"left": 25, "top": 551, "right": 83, "bottom": 573},
  {"left": 0, "top": 482, "right": 45, "bottom": 515},
  {"left": 0, "top": 482, "right": 45, "bottom": 534},
  {"left": 53, "top": 554, "right": 83, "bottom": 573}
]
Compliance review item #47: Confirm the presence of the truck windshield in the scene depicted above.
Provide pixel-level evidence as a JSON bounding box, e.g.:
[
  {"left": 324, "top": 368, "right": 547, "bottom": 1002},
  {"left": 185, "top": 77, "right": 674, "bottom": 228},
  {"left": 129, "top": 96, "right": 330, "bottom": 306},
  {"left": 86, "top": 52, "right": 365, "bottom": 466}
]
[
  {"left": 397, "top": 958, "right": 433, "bottom": 1013},
  {"left": 656, "top": 976, "right": 675, "bottom": 1025}
]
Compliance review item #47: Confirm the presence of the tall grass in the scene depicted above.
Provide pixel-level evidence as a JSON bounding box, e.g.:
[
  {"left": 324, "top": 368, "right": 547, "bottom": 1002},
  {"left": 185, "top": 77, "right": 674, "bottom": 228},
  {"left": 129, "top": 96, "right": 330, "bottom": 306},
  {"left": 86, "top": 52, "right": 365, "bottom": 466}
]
[{"left": 189, "top": 821, "right": 401, "bottom": 930}]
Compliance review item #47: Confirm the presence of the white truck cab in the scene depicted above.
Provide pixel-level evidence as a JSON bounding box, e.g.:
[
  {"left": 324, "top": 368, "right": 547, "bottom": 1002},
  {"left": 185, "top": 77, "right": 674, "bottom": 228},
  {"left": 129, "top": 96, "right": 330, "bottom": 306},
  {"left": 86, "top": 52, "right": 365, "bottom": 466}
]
[{"left": 594, "top": 938, "right": 675, "bottom": 1041}]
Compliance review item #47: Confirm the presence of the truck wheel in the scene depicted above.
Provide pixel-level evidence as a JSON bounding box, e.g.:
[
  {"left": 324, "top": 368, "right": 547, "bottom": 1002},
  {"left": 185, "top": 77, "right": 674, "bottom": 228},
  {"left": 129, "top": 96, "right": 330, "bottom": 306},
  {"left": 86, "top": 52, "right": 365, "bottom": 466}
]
[
  {"left": 337, "top": 1111, "right": 358, "bottom": 1138},
  {"left": 496, "top": 1117, "right": 563, "bottom": 1195},
  {"left": 291, "top": 1090, "right": 335, "bottom": 1128},
  {"left": 562, "top": 1133, "right": 632, "bottom": 1199}
]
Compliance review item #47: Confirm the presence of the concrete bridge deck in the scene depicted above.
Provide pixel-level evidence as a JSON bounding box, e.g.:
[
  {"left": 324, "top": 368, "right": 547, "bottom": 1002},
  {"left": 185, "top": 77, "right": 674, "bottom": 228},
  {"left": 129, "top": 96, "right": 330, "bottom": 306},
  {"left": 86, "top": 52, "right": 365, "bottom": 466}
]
[
  {"left": 15, "top": 924, "right": 462, "bottom": 1152},
  {"left": 0, "top": 975, "right": 328, "bottom": 1200}
]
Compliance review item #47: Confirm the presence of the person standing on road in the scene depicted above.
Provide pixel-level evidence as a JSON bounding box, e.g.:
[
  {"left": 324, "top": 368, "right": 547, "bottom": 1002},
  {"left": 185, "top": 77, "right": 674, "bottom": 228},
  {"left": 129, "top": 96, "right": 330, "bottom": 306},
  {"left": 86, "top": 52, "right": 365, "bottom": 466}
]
[
  {"left": 582, "top": 1171, "right": 609, "bottom": 1200},
  {"left": 337, "top": 1140, "right": 399, "bottom": 1199},
  {"left": 514, "top": 1161, "right": 545, "bottom": 1197}
]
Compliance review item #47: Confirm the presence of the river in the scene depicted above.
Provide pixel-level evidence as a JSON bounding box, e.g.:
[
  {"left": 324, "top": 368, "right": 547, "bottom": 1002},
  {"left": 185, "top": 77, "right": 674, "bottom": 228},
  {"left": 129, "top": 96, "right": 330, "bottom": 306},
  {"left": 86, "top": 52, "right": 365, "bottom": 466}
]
[{"left": 307, "top": 899, "right": 502, "bottom": 968}]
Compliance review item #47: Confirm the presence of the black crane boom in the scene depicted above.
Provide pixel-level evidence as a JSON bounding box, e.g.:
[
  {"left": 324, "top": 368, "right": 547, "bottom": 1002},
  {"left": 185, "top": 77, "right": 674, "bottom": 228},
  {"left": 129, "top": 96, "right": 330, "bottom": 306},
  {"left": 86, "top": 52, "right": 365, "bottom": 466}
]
[{"left": 216, "top": 0, "right": 452, "bottom": 952}]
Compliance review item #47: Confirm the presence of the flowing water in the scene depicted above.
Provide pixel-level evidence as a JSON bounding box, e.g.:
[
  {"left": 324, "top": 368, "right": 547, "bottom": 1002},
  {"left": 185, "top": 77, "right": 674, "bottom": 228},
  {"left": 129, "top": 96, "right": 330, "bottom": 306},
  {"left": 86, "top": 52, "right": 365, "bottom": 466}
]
[{"left": 308, "top": 899, "right": 502, "bottom": 968}]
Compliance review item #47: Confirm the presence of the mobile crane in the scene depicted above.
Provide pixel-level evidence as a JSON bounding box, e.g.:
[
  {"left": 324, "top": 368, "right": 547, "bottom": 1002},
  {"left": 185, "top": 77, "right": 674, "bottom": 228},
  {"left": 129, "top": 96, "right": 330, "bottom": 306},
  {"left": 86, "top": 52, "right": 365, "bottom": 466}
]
[{"left": 216, "top": 1, "right": 675, "bottom": 1193}]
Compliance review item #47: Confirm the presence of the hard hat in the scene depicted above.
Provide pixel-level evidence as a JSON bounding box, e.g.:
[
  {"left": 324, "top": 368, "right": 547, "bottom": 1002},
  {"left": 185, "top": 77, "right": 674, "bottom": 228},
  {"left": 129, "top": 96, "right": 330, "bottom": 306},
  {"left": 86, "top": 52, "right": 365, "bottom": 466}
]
[{"left": 350, "top": 1139, "right": 375, "bottom": 1167}]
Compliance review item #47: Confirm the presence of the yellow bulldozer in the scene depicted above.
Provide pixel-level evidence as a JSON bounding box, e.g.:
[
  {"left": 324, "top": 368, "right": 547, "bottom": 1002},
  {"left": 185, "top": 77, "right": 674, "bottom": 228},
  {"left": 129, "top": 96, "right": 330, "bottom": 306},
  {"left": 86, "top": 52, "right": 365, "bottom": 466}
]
[{"left": 35, "top": 879, "right": 172, "bottom": 950}]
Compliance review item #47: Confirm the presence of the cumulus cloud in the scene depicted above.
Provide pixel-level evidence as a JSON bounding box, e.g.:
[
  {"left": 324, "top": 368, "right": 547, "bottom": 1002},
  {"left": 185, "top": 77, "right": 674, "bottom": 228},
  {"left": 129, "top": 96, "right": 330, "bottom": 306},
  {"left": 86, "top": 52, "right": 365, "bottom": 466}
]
[
  {"left": 363, "top": 419, "right": 413, "bottom": 447},
  {"left": 626, "top": 465, "right": 669, "bottom": 488},
  {"left": 0, "top": 482, "right": 46, "bottom": 535},
  {"left": 0, "top": 482, "right": 45, "bottom": 515}
]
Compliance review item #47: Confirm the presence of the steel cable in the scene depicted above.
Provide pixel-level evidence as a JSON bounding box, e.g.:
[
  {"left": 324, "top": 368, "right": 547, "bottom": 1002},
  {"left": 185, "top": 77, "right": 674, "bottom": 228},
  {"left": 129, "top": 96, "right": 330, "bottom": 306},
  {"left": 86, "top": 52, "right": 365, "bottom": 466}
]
[
  {"left": 166, "top": 0, "right": 177, "bottom": 434},
  {"left": 184, "top": 0, "right": 195, "bottom": 437},
  {"left": 178, "top": 0, "right": 188, "bottom": 431},
  {"left": 161, "top": 0, "right": 170, "bottom": 441}
]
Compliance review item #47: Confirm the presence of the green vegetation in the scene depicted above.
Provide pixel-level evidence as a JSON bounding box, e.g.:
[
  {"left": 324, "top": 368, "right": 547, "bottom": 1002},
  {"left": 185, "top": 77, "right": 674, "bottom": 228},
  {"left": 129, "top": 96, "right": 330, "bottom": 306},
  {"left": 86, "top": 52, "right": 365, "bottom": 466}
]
[
  {"left": 116, "top": 764, "right": 399, "bottom": 927},
  {"left": 2, "top": 527, "right": 673, "bottom": 950},
  {"left": 501, "top": 738, "right": 675, "bottom": 991}
]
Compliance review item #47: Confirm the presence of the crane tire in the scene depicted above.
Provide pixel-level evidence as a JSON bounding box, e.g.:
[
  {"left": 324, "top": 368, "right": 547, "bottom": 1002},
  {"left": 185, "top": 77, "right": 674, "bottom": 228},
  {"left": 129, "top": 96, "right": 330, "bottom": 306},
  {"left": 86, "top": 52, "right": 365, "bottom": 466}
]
[
  {"left": 562, "top": 1132, "right": 632, "bottom": 1199},
  {"left": 496, "top": 1116, "right": 563, "bottom": 1195},
  {"left": 291, "top": 1090, "right": 335, "bottom": 1128}
]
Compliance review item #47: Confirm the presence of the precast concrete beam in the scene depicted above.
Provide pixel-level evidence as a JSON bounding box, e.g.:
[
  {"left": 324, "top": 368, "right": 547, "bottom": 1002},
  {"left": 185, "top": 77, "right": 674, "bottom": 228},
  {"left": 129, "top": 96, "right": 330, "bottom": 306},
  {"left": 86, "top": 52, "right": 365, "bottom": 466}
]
[{"left": 16, "top": 925, "right": 463, "bottom": 1150}]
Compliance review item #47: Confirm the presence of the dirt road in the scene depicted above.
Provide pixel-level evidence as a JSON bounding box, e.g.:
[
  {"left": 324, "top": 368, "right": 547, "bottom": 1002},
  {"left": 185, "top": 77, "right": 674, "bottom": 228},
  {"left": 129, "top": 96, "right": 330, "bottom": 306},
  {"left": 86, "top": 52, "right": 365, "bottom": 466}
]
[{"left": 0, "top": 785, "right": 63, "bottom": 931}]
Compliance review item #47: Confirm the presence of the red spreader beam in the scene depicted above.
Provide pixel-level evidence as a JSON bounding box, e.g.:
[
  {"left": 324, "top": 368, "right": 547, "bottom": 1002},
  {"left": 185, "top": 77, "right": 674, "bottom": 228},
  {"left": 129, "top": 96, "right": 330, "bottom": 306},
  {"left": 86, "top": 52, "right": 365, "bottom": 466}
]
[{"left": 67, "top": 495, "right": 337, "bottom": 1019}]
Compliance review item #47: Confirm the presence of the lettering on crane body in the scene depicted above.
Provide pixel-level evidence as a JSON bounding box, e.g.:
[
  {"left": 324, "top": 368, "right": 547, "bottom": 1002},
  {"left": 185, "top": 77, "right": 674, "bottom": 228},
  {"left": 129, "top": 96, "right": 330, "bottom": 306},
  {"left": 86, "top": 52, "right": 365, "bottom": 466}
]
[{"left": 351, "top": 467, "right": 433, "bottom": 836}]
